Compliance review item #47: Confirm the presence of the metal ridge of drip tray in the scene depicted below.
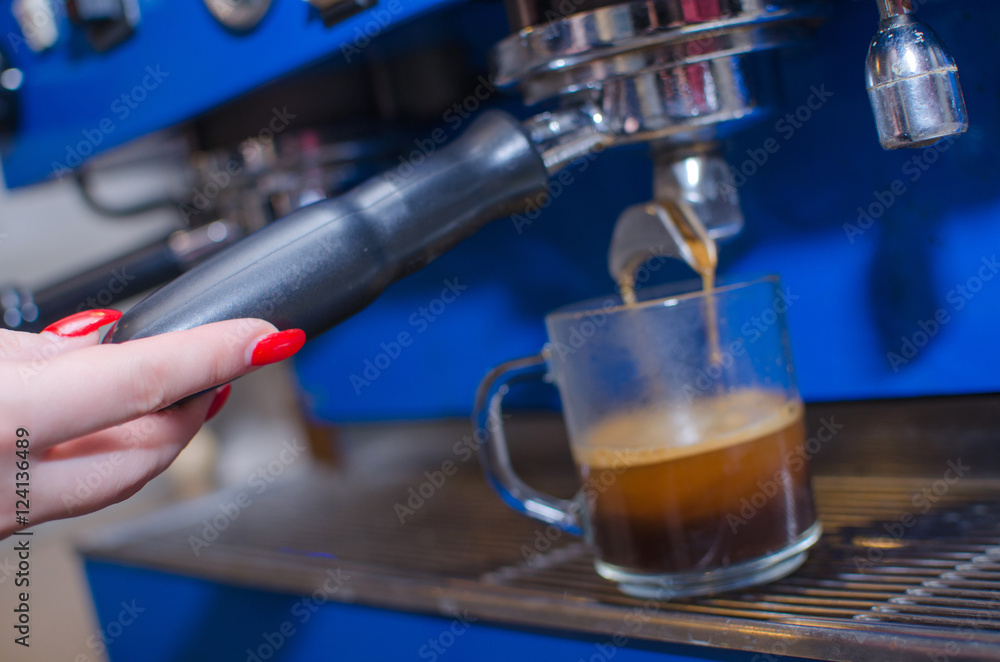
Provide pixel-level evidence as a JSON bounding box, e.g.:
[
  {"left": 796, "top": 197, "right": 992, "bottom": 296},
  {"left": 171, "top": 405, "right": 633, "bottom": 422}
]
[{"left": 78, "top": 395, "right": 1000, "bottom": 662}]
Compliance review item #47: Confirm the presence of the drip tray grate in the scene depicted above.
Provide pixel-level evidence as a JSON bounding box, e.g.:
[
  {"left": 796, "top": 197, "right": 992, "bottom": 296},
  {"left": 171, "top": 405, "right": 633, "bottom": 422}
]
[
  {"left": 80, "top": 399, "right": 1000, "bottom": 662},
  {"left": 80, "top": 473, "right": 1000, "bottom": 660},
  {"left": 487, "top": 476, "right": 1000, "bottom": 629}
]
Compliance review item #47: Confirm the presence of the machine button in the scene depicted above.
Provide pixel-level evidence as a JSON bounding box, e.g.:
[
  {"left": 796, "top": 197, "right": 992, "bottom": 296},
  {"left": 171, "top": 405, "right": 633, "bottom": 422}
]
[
  {"left": 66, "top": 0, "right": 139, "bottom": 52},
  {"left": 12, "top": 0, "right": 59, "bottom": 52},
  {"left": 203, "top": 0, "right": 273, "bottom": 32}
]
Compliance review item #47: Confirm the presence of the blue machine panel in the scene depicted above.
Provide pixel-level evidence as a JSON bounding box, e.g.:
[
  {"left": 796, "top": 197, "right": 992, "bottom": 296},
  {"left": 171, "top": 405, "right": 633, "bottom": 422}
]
[
  {"left": 0, "top": 0, "right": 466, "bottom": 187},
  {"left": 84, "top": 560, "right": 813, "bottom": 662}
]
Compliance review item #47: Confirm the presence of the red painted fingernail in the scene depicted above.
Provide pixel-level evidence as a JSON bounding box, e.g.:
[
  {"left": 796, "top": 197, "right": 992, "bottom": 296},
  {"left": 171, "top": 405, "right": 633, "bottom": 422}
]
[
  {"left": 251, "top": 329, "right": 306, "bottom": 366},
  {"left": 205, "top": 384, "right": 232, "bottom": 422},
  {"left": 42, "top": 309, "right": 122, "bottom": 337}
]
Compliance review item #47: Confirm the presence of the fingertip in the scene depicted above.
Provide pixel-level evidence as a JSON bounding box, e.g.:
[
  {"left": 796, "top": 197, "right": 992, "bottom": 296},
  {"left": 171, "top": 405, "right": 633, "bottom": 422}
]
[
  {"left": 249, "top": 329, "right": 306, "bottom": 367},
  {"left": 41, "top": 309, "right": 122, "bottom": 338}
]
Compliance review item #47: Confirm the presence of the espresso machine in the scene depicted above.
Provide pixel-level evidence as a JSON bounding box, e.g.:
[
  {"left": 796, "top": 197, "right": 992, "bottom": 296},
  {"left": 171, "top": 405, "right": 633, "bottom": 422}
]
[{"left": 2, "top": 0, "right": 999, "bottom": 659}]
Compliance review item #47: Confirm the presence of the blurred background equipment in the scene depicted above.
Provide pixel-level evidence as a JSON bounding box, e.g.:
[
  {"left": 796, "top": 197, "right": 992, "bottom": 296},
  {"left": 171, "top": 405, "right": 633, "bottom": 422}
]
[
  {"left": 0, "top": 0, "right": 998, "bottom": 660},
  {"left": 2, "top": 0, "right": 992, "bottom": 410}
]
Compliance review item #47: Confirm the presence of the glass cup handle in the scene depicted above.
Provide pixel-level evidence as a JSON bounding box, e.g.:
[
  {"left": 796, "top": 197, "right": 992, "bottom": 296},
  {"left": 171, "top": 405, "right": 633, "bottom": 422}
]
[{"left": 472, "top": 352, "right": 582, "bottom": 535}]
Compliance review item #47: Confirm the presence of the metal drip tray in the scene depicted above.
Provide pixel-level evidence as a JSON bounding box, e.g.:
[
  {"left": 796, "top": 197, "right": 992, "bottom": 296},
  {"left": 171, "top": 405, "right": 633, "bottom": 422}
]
[{"left": 80, "top": 396, "right": 1000, "bottom": 661}]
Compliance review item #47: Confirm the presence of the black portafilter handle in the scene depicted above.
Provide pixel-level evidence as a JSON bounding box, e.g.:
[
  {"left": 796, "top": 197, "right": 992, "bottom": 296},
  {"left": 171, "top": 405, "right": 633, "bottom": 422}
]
[{"left": 109, "top": 111, "right": 549, "bottom": 343}]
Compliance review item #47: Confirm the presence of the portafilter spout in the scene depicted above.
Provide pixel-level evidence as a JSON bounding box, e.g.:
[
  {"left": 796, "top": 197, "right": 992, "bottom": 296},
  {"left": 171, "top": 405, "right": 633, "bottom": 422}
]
[{"left": 608, "top": 198, "right": 718, "bottom": 304}]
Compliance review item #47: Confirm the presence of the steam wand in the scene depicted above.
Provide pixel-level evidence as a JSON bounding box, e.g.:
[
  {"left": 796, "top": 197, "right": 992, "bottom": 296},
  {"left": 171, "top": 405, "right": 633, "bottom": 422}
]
[{"left": 865, "top": 0, "right": 968, "bottom": 149}]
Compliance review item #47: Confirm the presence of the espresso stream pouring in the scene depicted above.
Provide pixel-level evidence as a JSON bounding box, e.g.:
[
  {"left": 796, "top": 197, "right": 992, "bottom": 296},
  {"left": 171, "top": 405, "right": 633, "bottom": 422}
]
[
  {"left": 608, "top": 200, "right": 723, "bottom": 363},
  {"left": 607, "top": 199, "right": 719, "bottom": 305}
]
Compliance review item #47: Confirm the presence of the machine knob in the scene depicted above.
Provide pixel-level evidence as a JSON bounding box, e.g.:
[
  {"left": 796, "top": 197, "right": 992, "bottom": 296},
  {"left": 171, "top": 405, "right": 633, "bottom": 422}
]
[
  {"left": 66, "top": 0, "right": 139, "bottom": 52},
  {"left": 12, "top": 0, "right": 59, "bottom": 52},
  {"left": 203, "top": 0, "right": 272, "bottom": 32},
  {"left": 865, "top": 0, "right": 968, "bottom": 150}
]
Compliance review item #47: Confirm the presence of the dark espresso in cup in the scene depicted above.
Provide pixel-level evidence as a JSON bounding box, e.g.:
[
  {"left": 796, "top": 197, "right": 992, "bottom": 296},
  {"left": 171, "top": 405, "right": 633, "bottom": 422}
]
[{"left": 576, "top": 390, "right": 815, "bottom": 575}]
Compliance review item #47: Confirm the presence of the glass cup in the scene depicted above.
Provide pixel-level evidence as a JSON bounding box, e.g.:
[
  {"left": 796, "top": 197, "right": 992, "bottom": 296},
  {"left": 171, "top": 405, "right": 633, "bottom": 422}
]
[{"left": 472, "top": 276, "right": 821, "bottom": 598}]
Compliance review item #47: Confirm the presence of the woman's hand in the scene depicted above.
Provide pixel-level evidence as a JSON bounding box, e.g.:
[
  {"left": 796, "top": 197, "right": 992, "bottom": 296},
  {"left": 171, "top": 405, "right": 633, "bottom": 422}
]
[{"left": 0, "top": 310, "right": 306, "bottom": 538}]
